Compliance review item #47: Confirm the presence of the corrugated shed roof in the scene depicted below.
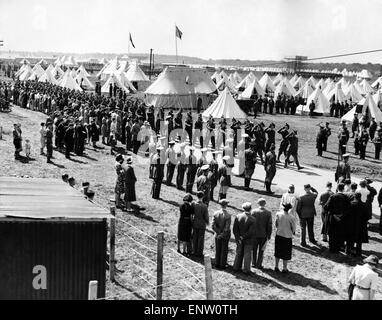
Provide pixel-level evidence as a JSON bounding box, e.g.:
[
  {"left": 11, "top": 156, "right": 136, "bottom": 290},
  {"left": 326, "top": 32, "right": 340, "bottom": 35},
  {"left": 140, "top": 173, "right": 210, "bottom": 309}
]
[{"left": 0, "top": 177, "right": 112, "bottom": 220}]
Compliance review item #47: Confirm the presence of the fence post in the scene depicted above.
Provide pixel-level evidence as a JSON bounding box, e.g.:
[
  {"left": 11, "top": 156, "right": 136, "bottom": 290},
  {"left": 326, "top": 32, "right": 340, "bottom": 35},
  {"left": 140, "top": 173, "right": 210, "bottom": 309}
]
[
  {"left": 110, "top": 205, "right": 116, "bottom": 282},
  {"left": 156, "top": 231, "right": 164, "bottom": 300},
  {"left": 88, "top": 280, "right": 98, "bottom": 300},
  {"left": 0, "top": 126, "right": 2, "bottom": 140},
  {"left": 204, "top": 254, "right": 214, "bottom": 300}
]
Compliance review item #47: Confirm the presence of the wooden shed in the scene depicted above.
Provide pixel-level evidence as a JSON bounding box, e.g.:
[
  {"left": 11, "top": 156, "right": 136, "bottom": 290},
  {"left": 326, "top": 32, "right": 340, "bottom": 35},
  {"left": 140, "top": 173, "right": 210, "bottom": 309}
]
[{"left": 0, "top": 177, "right": 112, "bottom": 300}]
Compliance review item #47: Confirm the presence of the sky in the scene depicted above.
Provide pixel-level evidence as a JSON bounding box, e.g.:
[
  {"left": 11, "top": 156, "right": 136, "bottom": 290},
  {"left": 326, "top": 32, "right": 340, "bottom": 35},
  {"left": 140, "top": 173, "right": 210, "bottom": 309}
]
[{"left": 1, "top": 0, "right": 382, "bottom": 63}]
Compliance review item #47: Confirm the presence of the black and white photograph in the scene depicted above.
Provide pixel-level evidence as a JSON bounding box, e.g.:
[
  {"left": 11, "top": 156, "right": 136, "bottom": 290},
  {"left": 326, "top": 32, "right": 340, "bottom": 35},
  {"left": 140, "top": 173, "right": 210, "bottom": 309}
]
[{"left": 0, "top": 0, "right": 381, "bottom": 307}]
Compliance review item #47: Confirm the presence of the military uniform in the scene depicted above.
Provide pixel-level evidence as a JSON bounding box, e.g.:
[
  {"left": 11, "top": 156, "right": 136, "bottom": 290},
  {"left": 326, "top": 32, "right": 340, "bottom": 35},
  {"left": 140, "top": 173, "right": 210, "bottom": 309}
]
[
  {"left": 335, "top": 159, "right": 351, "bottom": 184},
  {"left": 218, "top": 162, "right": 230, "bottom": 200},
  {"left": 151, "top": 150, "right": 165, "bottom": 199},
  {"left": 277, "top": 125, "right": 289, "bottom": 161},
  {"left": 338, "top": 125, "right": 350, "bottom": 156},
  {"left": 208, "top": 155, "right": 219, "bottom": 201},
  {"left": 316, "top": 126, "right": 325, "bottom": 156},
  {"left": 264, "top": 147, "right": 277, "bottom": 193},
  {"left": 359, "top": 130, "right": 369, "bottom": 160},
  {"left": 196, "top": 169, "right": 211, "bottom": 206},
  {"left": 323, "top": 124, "right": 331, "bottom": 151},
  {"left": 186, "top": 150, "right": 198, "bottom": 193},
  {"left": 165, "top": 144, "right": 177, "bottom": 185},
  {"left": 264, "top": 125, "right": 275, "bottom": 152},
  {"left": 206, "top": 117, "right": 216, "bottom": 149},
  {"left": 176, "top": 146, "right": 187, "bottom": 190},
  {"left": 373, "top": 132, "right": 381, "bottom": 159},
  {"left": 244, "top": 146, "right": 256, "bottom": 189},
  {"left": 284, "top": 131, "right": 303, "bottom": 170}
]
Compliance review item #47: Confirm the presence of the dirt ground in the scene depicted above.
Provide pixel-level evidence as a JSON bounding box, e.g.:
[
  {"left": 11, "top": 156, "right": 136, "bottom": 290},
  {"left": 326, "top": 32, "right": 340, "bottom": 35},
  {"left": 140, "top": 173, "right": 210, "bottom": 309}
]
[{"left": 0, "top": 105, "right": 382, "bottom": 300}]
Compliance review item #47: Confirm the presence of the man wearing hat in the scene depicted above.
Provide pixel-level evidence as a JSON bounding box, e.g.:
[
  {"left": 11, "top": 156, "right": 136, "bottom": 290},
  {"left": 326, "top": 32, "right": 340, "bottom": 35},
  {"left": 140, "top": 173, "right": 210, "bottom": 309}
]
[
  {"left": 338, "top": 120, "right": 350, "bottom": 157},
  {"left": 264, "top": 143, "right": 277, "bottom": 193},
  {"left": 124, "top": 156, "right": 137, "bottom": 212},
  {"left": 316, "top": 123, "right": 325, "bottom": 157},
  {"left": 233, "top": 202, "right": 255, "bottom": 274},
  {"left": 176, "top": 143, "right": 187, "bottom": 190},
  {"left": 264, "top": 123, "right": 276, "bottom": 153},
  {"left": 151, "top": 146, "right": 165, "bottom": 199},
  {"left": 359, "top": 126, "right": 369, "bottom": 160},
  {"left": 196, "top": 148, "right": 208, "bottom": 177},
  {"left": 372, "top": 130, "right": 381, "bottom": 159},
  {"left": 244, "top": 140, "right": 257, "bottom": 190},
  {"left": 369, "top": 117, "right": 377, "bottom": 140},
  {"left": 165, "top": 141, "right": 177, "bottom": 186},
  {"left": 277, "top": 123, "right": 290, "bottom": 163},
  {"left": 351, "top": 113, "right": 359, "bottom": 138},
  {"left": 335, "top": 153, "right": 351, "bottom": 184},
  {"left": 186, "top": 146, "right": 198, "bottom": 194},
  {"left": 184, "top": 112, "right": 193, "bottom": 144},
  {"left": 251, "top": 198, "right": 272, "bottom": 269},
  {"left": 348, "top": 254, "right": 379, "bottom": 300},
  {"left": 212, "top": 199, "right": 231, "bottom": 269},
  {"left": 194, "top": 114, "right": 204, "bottom": 148},
  {"left": 192, "top": 191, "right": 209, "bottom": 257},
  {"left": 206, "top": 115, "right": 216, "bottom": 150},
  {"left": 218, "top": 116, "right": 227, "bottom": 148},
  {"left": 218, "top": 155, "right": 231, "bottom": 200},
  {"left": 208, "top": 150, "right": 219, "bottom": 201},
  {"left": 365, "top": 178, "right": 377, "bottom": 221},
  {"left": 284, "top": 130, "right": 303, "bottom": 170},
  {"left": 45, "top": 123, "right": 54, "bottom": 163},
  {"left": 196, "top": 164, "right": 211, "bottom": 206},
  {"left": 64, "top": 122, "right": 75, "bottom": 159},
  {"left": 319, "top": 182, "right": 334, "bottom": 242},
  {"left": 323, "top": 122, "right": 331, "bottom": 152},
  {"left": 131, "top": 117, "right": 141, "bottom": 154}
]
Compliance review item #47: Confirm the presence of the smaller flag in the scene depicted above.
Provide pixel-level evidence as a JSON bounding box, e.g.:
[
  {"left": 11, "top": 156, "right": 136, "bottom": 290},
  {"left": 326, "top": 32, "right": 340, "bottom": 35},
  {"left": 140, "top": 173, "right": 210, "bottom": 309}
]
[
  {"left": 129, "top": 33, "right": 135, "bottom": 49},
  {"left": 175, "top": 25, "right": 183, "bottom": 40}
]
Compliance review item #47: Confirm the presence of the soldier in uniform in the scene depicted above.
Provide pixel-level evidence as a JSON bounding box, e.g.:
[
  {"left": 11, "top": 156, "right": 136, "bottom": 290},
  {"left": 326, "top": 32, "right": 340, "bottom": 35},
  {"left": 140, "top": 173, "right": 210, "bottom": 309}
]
[
  {"left": 323, "top": 122, "right": 331, "bottom": 152},
  {"left": 359, "top": 127, "right": 369, "bottom": 160},
  {"left": 196, "top": 148, "right": 208, "bottom": 177},
  {"left": 264, "top": 143, "right": 277, "bottom": 193},
  {"left": 165, "top": 140, "right": 177, "bottom": 186},
  {"left": 284, "top": 130, "right": 303, "bottom": 170},
  {"left": 206, "top": 115, "right": 216, "bottom": 149},
  {"left": 351, "top": 113, "right": 359, "bottom": 138},
  {"left": 335, "top": 153, "right": 351, "bottom": 184},
  {"left": 354, "top": 131, "right": 360, "bottom": 155},
  {"left": 264, "top": 123, "right": 276, "bottom": 152},
  {"left": 185, "top": 146, "right": 198, "bottom": 193},
  {"left": 184, "top": 111, "right": 193, "bottom": 144},
  {"left": 237, "top": 134, "right": 247, "bottom": 176},
  {"left": 316, "top": 123, "right": 326, "bottom": 156},
  {"left": 196, "top": 164, "right": 211, "bottom": 206},
  {"left": 208, "top": 150, "right": 219, "bottom": 201},
  {"left": 277, "top": 123, "right": 290, "bottom": 162},
  {"left": 244, "top": 140, "right": 257, "bottom": 190},
  {"left": 338, "top": 120, "right": 350, "bottom": 157},
  {"left": 194, "top": 114, "right": 204, "bottom": 147},
  {"left": 218, "top": 116, "right": 227, "bottom": 149},
  {"left": 46, "top": 123, "right": 54, "bottom": 163},
  {"left": 231, "top": 118, "right": 242, "bottom": 155},
  {"left": 176, "top": 143, "right": 187, "bottom": 190},
  {"left": 369, "top": 117, "right": 377, "bottom": 140},
  {"left": 151, "top": 146, "right": 165, "bottom": 199},
  {"left": 174, "top": 110, "right": 183, "bottom": 141},
  {"left": 373, "top": 131, "right": 381, "bottom": 160},
  {"left": 218, "top": 155, "right": 231, "bottom": 200}
]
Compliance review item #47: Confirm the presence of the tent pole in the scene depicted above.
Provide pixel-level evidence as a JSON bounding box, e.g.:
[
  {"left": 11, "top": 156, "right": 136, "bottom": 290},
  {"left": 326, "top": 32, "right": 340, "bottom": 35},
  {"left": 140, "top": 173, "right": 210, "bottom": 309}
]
[{"left": 175, "top": 24, "right": 178, "bottom": 65}]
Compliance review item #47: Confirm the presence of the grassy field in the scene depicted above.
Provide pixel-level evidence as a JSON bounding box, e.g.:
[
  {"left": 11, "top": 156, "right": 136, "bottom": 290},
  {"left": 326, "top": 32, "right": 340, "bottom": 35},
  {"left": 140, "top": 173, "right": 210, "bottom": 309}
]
[{"left": 0, "top": 105, "right": 382, "bottom": 300}]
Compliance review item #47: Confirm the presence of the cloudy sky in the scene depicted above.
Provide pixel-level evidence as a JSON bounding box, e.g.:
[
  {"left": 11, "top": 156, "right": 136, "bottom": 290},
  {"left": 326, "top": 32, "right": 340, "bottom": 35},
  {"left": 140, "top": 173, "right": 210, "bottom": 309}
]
[{"left": 0, "top": 0, "right": 381, "bottom": 63}]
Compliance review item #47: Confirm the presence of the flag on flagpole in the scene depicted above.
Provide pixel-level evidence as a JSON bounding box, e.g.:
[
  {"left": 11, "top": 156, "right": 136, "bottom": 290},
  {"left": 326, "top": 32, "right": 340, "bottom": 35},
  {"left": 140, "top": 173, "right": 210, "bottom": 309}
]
[
  {"left": 129, "top": 33, "right": 135, "bottom": 49},
  {"left": 175, "top": 25, "right": 183, "bottom": 40}
]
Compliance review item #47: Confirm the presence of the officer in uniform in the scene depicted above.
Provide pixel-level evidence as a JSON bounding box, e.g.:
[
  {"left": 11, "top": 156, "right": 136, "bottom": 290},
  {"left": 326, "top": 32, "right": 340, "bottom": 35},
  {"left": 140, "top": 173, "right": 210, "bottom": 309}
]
[
  {"left": 218, "top": 155, "right": 231, "bottom": 200},
  {"left": 264, "top": 122, "right": 276, "bottom": 152},
  {"left": 194, "top": 114, "right": 204, "bottom": 147},
  {"left": 231, "top": 118, "right": 242, "bottom": 155},
  {"left": 196, "top": 148, "right": 208, "bottom": 177},
  {"left": 277, "top": 123, "right": 290, "bottom": 162},
  {"left": 186, "top": 146, "right": 198, "bottom": 193},
  {"left": 373, "top": 131, "right": 381, "bottom": 160},
  {"left": 208, "top": 150, "right": 219, "bottom": 201},
  {"left": 338, "top": 120, "right": 350, "bottom": 157},
  {"left": 165, "top": 140, "right": 177, "bottom": 186},
  {"left": 206, "top": 115, "right": 216, "bottom": 149},
  {"left": 184, "top": 112, "right": 193, "bottom": 144},
  {"left": 323, "top": 122, "right": 331, "bottom": 152},
  {"left": 237, "top": 134, "right": 247, "bottom": 176},
  {"left": 196, "top": 164, "right": 211, "bottom": 206},
  {"left": 176, "top": 143, "right": 187, "bottom": 190},
  {"left": 284, "top": 130, "right": 303, "bottom": 170},
  {"left": 174, "top": 110, "right": 183, "bottom": 141},
  {"left": 351, "top": 113, "right": 359, "bottom": 138},
  {"left": 151, "top": 146, "right": 165, "bottom": 199},
  {"left": 335, "top": 153, "right": 351, "bottom": 184},
  {"left": 359, "top": 127, "right": 369, "bottom": 160},
  {"left": 264, "top": 143, "right": 277, "bottom": 193},
  {"left": 218, "top": 116, "right": 227, "bottom": 149},
  {"left": 244, "top": 140, "right": 257, "bottom": 190},
  {"left": 316, "top": 123, "right": 326, "bottom": 156}
]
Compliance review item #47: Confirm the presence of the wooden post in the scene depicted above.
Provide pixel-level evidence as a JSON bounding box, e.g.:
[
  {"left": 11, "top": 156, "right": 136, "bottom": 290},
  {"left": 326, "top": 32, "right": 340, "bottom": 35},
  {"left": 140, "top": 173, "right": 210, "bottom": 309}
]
[
  {"left": 109, "top": 206, "right": 116, "bottom": 282},
  {"left": 88, "top": 280, "right": 98, "bottom": 300},
  {"left": 0, "top": 126, "right": 2, "bottom": 140},
  {"left": 204, "top": 254, "right": 214, "bottom": 300},
  {"left": 156, "top": 231, "right": 164, "bottom": 300}
]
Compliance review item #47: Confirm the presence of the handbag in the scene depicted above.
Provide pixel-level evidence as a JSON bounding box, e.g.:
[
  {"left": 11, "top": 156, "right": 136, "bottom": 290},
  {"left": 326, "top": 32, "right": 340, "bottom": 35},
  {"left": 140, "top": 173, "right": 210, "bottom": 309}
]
[{"left": 348, "top": 283, "right": 355, "bottom": 300}]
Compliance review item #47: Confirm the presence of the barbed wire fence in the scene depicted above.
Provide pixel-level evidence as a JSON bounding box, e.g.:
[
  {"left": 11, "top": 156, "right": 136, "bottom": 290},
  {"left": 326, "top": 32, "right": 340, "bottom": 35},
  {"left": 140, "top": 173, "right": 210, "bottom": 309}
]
[{"left": 88, "top": 199, "right": 213, "bottom": 300}]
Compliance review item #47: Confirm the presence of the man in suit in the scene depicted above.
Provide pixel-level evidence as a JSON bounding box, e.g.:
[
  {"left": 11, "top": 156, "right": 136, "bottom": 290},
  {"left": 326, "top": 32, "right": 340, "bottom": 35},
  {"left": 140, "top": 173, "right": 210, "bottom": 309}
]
[
  {"left": 192, "top": 191, "right": 209, "bottom": 257},
  {"left": 296, "top": 184, "right": 318, "bottom": 246},
  {"left": 151, "top": 146, "right": 165, "bottom": 199},
  {"left": 233, "top": 202, "right": 255, "bottom": 274},
  {"left": 251, "top": 198, "right": 272, "bottom": 269},
  {"left": 212, "top": 199, "right": 231, "bottom": 269},
  {"left": 319, "top": 182, "right": 334, "bottom": 242}
]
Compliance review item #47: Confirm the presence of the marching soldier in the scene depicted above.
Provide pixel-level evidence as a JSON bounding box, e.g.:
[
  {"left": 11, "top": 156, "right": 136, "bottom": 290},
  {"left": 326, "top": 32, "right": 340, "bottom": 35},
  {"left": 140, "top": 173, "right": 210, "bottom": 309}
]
[
  {"left": 186, "top": 146, "right": 198, "bottom": 193},
  {"left": 323, "top": 122, "right": 331, "bottom": 151},
  {"left": 359, "top": 127, "right": 369, "bottom": 160},
  {"left": 338, "top": 120, "right": 350, "bottom": 157},
  {"left": 151, "top": 146, "right": 165, "bottom": 199},
  {"left": 176, "top": 143, "right": 187, "bottom": 190},
  {"left": 335, "top": 153, "right": 351, "bottom": 184},
  {"left": 284, "top": 130, "right": 303, "bottom": 170},
  {"left": 316, "top": 123, "right": 325, "bottom": 156},
  {"left": 196, "top": 164, "right": 211, "bottom": 206},
  {"left": 264, "top": 122, "right": 276, "bottom": 152},
  {"left": 264, "top": 143, "right": 277, "bottom": 194},
  {"left": 208, "top": 150, "right": 219, "bottom": 201},
  {"left": 277, "top": 123, "right": 290, "bottom": 162},
  {"left": 244, "top": 140, "right": 257, "bottom": 190},
  {"left": 165, "top": 140, "right": 177, "bottom": 186},
  {"left": 373, "top": 131, "right": 381, "bottom": 160}
]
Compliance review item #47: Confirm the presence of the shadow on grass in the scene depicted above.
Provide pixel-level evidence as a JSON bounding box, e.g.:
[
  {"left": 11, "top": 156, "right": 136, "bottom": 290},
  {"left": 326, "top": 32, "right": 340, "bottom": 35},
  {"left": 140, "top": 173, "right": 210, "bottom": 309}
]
[
  {"left": 48, "top": 160, "right": 65, "bottom": 168},
  {"left": 69, "top": 157, "right": 88, "bottom": 164},
  {"left": 159, "top": 198, "right": 180, "bottom": 208},
  {"left": 261, "top": 268, "right": 338, "bottom": 295},
  {"left": 252, "top": 189, "right": 282, "bottom": 198},
  {"left": 82, "top": 153, "right": 98, "bottom": 161},
  {"left": 114, "top": 279, "right": 146, "bottom": 300}
]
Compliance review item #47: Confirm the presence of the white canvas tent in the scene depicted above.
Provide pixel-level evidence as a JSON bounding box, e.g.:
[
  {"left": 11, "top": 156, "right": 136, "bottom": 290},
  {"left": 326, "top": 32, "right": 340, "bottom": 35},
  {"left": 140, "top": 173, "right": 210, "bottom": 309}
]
[
  {"left": 274, "top": 79, "right": 296, "bottom": 98},
  {"left": 59, "top": 73, "right": 83, "bottom": 91},
  {"left": 344, "top": 83, "right": 363, "bottom": 103},
  {"left": 38, "top": 71, "right": 58, "bottom": 85},
  {"left": 145, "top": 66, "right": 217, "bottom": 109},
  {"left": 315, "top": 78, "right": 326, "bottom": 90},
  {"left": 292, "top": 76, "right": 305, "bottom": 90},
  {"left": 360, "top": 79, "right": 374, "bottom": 94},
  {"left": 342, "top": 93, "right": 382, "bottom": 123},
  {"left": 303, "top": 87, "right": 330, "bottom": 115},
  {"left": 307, "top": 76, "right": 317, "bottom": 88},
  {"left": 202, "top": 88, "right": 246, "bottom": 120},
  {"left": 239, "top": 78, "right": 265, "bottom": 99},
  {"left": 15, "top": 64, "right": 29, "bottom": 77},
  {"left": 326, "top": 84, "right": 348, "bottom": 103},
  {"left": 259, "top": 73, "right": 276, "bottom": 93},
  {"left": 62, "top": 56, "right": 78, "bottom": 67},
  {"left": 18, "top": 65, "right": 33, "bottom": 81},
  {"left": 216, "top": 74, "right": 238, "bottom": 94},
  {"left": 228, "top": 73, "right": 240, "bottom": 87},
  {"left": 125, "top": 63, "right": 149, "bottom": 82},
  {"left": 294, "top": 82, "right": 314, "bottom": 99},
  {"left": 235, "top": 73, "right": 255, "bottom": 90},
  {"left": 232, "top": 71, "right": 242, "bottom": 83},
  {"left": 101, "top": 73, "right": 130, "bottom": 94},
  {"left": 117, "top": 72, "right": 137, "bottom": 93},
  {"left": 273, "top": 73, "right": 284, "bottom": 86},
  {"left": 77, "top": 65, "right": 91, "bottom": 77},
  {"left": 357, "top": 69, "right": 372, "bottom": 80}
]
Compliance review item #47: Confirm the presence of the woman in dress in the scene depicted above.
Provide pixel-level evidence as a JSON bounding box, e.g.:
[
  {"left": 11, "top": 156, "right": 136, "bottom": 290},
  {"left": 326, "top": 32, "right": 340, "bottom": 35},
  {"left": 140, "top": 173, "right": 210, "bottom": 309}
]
[
  {"left": 348, "top": 254, "right": 379, "bottom": 300},
  {"left": 124, "top": 156, "right": 137, "bottom": 212},
  {"left": 114, "top": 154, "right": 125, "bottom": 210},
  {"left": 274, "top": 203, "right": 296, "bottom": 273},
  {"left": 177, "top": 193, "right": 195, "bottom": 255}
]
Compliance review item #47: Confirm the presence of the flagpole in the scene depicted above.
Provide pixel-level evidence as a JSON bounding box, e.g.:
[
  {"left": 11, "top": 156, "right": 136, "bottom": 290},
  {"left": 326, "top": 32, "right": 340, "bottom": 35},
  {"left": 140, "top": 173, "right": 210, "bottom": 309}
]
[
  {"left": 175, "top": 24, "right": 178, "bottom": 65},
  {"left": 128, "top": 32, "right": 131, "bottom": 56}
]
